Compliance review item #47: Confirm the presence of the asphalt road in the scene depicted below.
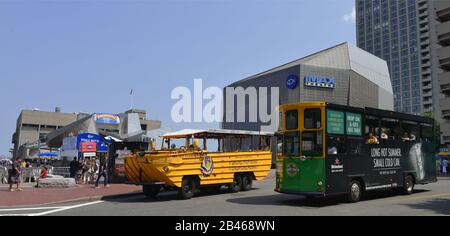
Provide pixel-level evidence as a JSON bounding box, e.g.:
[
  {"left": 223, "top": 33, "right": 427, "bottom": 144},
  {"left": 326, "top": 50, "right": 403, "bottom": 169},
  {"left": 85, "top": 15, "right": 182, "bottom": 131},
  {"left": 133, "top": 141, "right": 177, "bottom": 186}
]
[{"left": 23, "top": 176, "right": 449, "bottom": 216}]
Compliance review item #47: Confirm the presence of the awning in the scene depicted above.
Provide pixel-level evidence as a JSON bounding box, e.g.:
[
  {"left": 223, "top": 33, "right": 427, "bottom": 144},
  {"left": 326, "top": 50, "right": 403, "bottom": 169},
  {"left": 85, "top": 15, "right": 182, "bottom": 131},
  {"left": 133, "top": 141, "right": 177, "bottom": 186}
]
[
  {"left": 37, "top": 152, "right": 59, "bottom": 157},
  {"left": 161, "top": 129, "right": 274, "bottom": 139}
]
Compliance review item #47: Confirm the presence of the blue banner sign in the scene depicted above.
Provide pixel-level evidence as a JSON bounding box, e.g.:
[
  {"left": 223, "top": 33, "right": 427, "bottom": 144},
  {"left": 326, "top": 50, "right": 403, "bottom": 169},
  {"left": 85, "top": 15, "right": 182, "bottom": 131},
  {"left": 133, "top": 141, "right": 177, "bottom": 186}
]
[
  {"left": 76, "top": 133, "right": 109, "bottom": 152},
  {"left": 304, "top": 75, "right": 336, "bottom": 88}
]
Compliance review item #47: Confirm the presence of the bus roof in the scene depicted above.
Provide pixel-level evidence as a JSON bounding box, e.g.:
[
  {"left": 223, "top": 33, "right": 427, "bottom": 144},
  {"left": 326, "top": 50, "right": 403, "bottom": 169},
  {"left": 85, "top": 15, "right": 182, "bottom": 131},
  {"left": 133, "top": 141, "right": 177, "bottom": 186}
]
[
  {"left": 161, "top": 129, "right": 274, "bottom": 139},
  {"left": 327, "top": 103, "right": 434, "bottom": 124},
  {"left": 279, "top": 102, "right": 433, "bottom": 124}
]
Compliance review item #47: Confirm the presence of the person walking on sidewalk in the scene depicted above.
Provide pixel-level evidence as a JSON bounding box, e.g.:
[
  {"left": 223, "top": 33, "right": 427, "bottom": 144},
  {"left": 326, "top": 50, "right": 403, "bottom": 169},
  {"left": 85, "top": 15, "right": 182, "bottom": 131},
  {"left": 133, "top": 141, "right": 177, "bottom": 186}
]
[
  {"left": 69, "top": 157, "right": 78, "bottom": 179},
  {"left": 8, "top": 160, "right": 22, "bottom": 192},
  {"left": 443, "top": 158, "right": 449, "bottom": 176},
  {"left": 95, "top": 156, "right": 110, "bottom": 189}
]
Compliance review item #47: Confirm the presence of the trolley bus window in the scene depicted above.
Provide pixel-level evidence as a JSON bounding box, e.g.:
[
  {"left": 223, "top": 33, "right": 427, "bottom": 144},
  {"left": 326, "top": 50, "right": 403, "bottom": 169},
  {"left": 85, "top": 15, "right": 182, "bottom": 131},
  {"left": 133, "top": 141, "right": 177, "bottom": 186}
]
[
  {"left": 286, "top": 110, "right": 298, "bottom": 130},
  {"left": 402, "top": 120, "right": 419, "bottom": 141},
  {"left": 327, "top": 136, "right": 346, "bottom": 155},
  {"left": 302, "top": 131, "right": 323, "bottom": 157},
  {"left": 304, "top": 108, "right": 321, "bottom": 129},
  {"left": 365, "top": 115, "right": 380, "bottom": 144},
  {"left": 276, "top": 134, "right": 283, "bottom": 155},
  {"left": 421, "top": 124, "right": 433, "bottom": 141},
  {"left": 284, "top": 132, "right": 300, "bottom": 157},
  {"left": 380, "top": 118, "right": 402, "bottom": 141}
]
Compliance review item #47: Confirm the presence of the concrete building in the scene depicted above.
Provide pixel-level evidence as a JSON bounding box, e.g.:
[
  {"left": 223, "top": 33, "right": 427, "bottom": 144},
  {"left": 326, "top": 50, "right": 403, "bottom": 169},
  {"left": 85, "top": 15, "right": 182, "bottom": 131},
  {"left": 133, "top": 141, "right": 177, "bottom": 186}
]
[
  {"left": 12, "top": 108, "right": 78, "bottom": 159},
  {"left": 434, "top": 0, "right": 450, "bottom": 144},
  {"left": 356, "top": 0, "right": 450, "bottom": 145},
  {"left": 222, "top": 42, "right": 393, "bottom": 132},
  {"left": 12, "top": 108, "right": 161, "bottom": 160}
]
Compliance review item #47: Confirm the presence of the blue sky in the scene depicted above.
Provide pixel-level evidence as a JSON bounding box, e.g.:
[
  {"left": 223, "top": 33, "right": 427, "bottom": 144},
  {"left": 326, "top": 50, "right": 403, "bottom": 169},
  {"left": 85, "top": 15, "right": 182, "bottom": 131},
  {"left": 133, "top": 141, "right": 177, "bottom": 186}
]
[{"left": 0, "top": 0, "right": 355, "bottom": 156}]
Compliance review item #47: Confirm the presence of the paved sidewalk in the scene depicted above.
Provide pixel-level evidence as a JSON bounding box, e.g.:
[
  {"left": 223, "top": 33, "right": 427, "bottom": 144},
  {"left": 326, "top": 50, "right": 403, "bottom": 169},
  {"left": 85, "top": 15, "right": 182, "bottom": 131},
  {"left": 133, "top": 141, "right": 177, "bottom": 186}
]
[{"left": 0, "top": 183, "right": 142, "bottom": 207}]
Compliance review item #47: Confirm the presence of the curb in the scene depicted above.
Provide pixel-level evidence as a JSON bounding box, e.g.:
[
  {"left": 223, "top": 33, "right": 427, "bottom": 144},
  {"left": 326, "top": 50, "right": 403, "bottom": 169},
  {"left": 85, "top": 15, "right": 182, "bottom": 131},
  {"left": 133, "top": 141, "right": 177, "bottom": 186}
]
[{"left": 0, "top": 191, "right": 144, "bottom": 208}]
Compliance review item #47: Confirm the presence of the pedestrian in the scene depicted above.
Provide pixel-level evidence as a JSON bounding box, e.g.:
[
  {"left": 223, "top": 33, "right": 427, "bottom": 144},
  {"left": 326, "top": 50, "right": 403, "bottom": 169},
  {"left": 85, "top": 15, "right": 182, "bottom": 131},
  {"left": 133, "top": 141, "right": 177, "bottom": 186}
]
[
  {"left": 76, "top": 158, "right": 84, "bottom": 184},
  {"left": 21, "top": 160, "right": 26, "bottom": 169},
  {"left": 40, "top": 166, "right": 48, "bottom": 179},
  {"left": 69, "top": 157, "right": 78, "bottom": 179},
  {"left": 443, "top": 158, "right": 449, "bottom": 176},
  {"left": 82, "top": 158, "right": 92, "bottom": 184},
  {"left": 95, "top": 156, "right": 110, "bottom": 189},
  {"left": 8, "top": 160, "right": 22, "bottom": 192}
]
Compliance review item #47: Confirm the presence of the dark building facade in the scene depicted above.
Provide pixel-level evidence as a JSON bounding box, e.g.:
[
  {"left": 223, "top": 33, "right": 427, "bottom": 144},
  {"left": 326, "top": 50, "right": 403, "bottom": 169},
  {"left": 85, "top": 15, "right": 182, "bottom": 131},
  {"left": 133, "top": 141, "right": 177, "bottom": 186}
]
[{"left": 356, "top": 0, "right": 450, "bottom": 145}]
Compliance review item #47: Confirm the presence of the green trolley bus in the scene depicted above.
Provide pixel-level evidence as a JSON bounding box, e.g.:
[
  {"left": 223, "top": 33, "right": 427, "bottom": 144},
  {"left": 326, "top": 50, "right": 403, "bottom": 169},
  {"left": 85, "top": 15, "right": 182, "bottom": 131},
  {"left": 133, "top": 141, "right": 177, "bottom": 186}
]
[{"left": 275, "top": 102, "right": 437, "bottom": 202}]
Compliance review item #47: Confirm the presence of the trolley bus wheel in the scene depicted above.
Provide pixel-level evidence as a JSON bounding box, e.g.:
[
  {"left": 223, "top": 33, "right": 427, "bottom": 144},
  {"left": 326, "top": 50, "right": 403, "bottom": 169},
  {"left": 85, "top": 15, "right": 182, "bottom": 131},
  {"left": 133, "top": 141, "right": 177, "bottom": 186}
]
[
  {"left": 229, "top": 174, "right": 243, "bottom": 193},
  {"left": 348, "top": 180, "right": 363, "bottom": 203},
  {"left": 402, "top": 175, "right": 415, "bottom": 195},
  {"left": 178, "top": 178, "right": 196, "bottom": 200},
  {"left": 241, "top": 174, "right": 253, "bottom": 192},
  {"left": 143, "top": 185, "right": 161, "bottom": 198}
]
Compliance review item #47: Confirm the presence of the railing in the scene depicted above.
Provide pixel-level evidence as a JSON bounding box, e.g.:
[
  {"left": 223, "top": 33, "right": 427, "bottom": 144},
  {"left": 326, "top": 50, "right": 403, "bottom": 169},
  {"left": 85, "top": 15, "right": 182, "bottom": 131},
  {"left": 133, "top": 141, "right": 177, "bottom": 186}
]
[
  {"left": 0, "top": 166, "right": 72, "bottom": 184},
  {"left": 49, "top": 167, "right": 71, "bottom": 178},
  {"left": 0, "top": 166, "right": 7, "bottom": 184}
]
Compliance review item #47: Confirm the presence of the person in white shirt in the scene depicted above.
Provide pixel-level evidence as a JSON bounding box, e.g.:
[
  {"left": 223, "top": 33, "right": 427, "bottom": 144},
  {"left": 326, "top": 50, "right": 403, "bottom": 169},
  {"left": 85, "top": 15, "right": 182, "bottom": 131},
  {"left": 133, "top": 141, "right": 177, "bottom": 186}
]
[{"left": 443, "top": 158, "right": 449, "bottom": 176}]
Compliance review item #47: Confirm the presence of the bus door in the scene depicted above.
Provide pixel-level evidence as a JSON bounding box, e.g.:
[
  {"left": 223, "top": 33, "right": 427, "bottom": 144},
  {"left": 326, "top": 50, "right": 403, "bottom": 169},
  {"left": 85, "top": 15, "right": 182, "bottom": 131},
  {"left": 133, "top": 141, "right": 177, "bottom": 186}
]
[
  {"left": 325, "top": 109, "right": 364, "bottom": 195},
  {"left": 325, "top": 135, "right": 348, "bottom": 195},
  {"left": 281, "top": 108, "right": 326, "bottom": 194}
]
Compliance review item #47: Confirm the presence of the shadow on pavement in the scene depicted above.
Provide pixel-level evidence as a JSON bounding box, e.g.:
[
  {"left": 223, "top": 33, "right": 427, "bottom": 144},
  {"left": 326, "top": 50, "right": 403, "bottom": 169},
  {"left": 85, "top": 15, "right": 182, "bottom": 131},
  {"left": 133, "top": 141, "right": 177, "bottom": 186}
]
[
  {"left": 226, "top": 189, "right": 431, "bottom": 208},
  {"left": 103, "top": 187, "right": 263, "bottom": 204},
  {"left": 402, "top": 198, "right": 450, "bottom": 215}
]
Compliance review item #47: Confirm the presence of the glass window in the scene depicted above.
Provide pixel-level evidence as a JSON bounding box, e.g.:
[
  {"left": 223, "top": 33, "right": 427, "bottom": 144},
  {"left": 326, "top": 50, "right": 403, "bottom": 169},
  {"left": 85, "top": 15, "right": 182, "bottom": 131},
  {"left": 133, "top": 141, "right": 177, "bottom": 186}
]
[
  {"left": 402, "top": 120, "right": 419, "bottom": 141},
  {"left": 302, "top": 131, "right": 323, "bottom": 157},
  {"left": 304, "top": 108, "right": 321, "bottom": 129},
  {"left": 278, "top": 112, "right": 282, "bottom": 131},
  {"left": 421, "top": 124, "right": 434, "bottom": 141},
  {"left": 284, "top": 132, "right": 300, "bottom": 157},
  {"left": 380, "top": 118, "right": 402, "bottom": 141},
  {"left": 327, "top": 136, "right": 346, "bottom": 155},
  {"left": 277, "top": 134, "right": 283, "bottom": 155},
  {"left": 286, "top": 110, "right": 298, "bottom": 130},
  {"left": 365, "top": 115, "right": 379, "bottom": 136}
]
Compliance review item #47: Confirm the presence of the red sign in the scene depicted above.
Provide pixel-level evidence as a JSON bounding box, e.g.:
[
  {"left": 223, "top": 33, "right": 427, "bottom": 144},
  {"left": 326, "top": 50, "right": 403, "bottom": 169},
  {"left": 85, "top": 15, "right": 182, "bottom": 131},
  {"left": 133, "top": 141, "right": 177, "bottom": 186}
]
[{"left": 80, "top": 142, "right": 97, "bottom": 152}]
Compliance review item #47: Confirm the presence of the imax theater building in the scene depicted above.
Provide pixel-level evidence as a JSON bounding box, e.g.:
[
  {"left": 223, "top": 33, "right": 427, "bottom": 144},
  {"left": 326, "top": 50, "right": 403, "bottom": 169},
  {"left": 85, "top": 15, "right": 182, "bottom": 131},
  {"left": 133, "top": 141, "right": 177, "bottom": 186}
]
[{"left": 222, "top": 42, "right": 394, "bottom": 132}]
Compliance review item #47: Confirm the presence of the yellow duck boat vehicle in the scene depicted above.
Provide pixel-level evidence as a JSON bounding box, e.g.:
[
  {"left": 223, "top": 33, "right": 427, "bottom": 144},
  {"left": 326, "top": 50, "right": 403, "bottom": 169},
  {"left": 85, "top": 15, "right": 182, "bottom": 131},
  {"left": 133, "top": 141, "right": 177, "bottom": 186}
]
[{"left": 124, "top": 129, "right": 273, "bottom": 199}]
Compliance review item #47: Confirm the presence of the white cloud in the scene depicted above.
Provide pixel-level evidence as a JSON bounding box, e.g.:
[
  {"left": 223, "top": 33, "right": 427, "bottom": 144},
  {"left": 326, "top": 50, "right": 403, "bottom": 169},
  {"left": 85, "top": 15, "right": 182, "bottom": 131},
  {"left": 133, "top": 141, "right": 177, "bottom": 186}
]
[{"left": 342, "top": 7, "right": 356, "bottom": 24}]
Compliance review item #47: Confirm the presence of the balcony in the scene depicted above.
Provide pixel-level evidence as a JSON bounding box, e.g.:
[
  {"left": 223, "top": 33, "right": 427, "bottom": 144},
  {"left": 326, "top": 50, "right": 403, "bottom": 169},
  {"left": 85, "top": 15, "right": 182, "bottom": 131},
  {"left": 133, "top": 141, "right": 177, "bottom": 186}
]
[
  {"left": 438, "top": 46, "right": 450, "bottom": 70},
  {"left": 419, "top": 18, "right": 428, "bottom": 26},
  {"left": 421, "top": 61, "right": 432, "bottom": 69},
  {"left": 423, "top": 98, "right": 433, "bottom": 106},
  {"left": 423, "top": 91, "right": 433, "bottom": 98},
  {"left": 423, "top": 76, "right": 432, "bottom": 83},
  {"left": 440, "top": 71, "right": 450, "bottom": 94},
  {"left": 441, "top": 99, "right": 450, "bottom": 119},
  {"left": 420, "top": 39, "right": 430, "bottom": 47},
  {"left": 437, "top": 21, "right": 450, "bottom": 46},
  {"left": 418, "top": 1, "right": 428, "bottom": 11},
  {"left": 421, "top": 53, "right": 431, "bottom": 60},
  {"left": 435, "top": 0, "right": 450, "bottom": 21},
  {"left": 420, "top": 32, "right": 430, "bottom": 40},
  {"left": 423, "top": 83, "right": 432, "bottom": 92},
  {"left": 422, "top": 68, "right": 431, "bottom": 75}
]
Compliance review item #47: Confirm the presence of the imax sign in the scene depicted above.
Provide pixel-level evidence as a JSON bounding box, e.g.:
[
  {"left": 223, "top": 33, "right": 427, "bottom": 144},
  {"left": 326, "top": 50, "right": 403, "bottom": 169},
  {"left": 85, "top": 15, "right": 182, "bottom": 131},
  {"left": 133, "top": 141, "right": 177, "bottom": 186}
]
[{"left": 304, "top": 75, "right": 336, "bottom": 89}]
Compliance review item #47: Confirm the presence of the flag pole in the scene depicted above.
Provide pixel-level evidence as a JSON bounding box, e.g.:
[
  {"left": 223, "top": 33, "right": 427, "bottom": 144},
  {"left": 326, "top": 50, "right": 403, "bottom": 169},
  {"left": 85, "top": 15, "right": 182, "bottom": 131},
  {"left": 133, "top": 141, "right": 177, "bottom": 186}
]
[{"left": 130, "top": 89, "right": 134, "bottom": 109}]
